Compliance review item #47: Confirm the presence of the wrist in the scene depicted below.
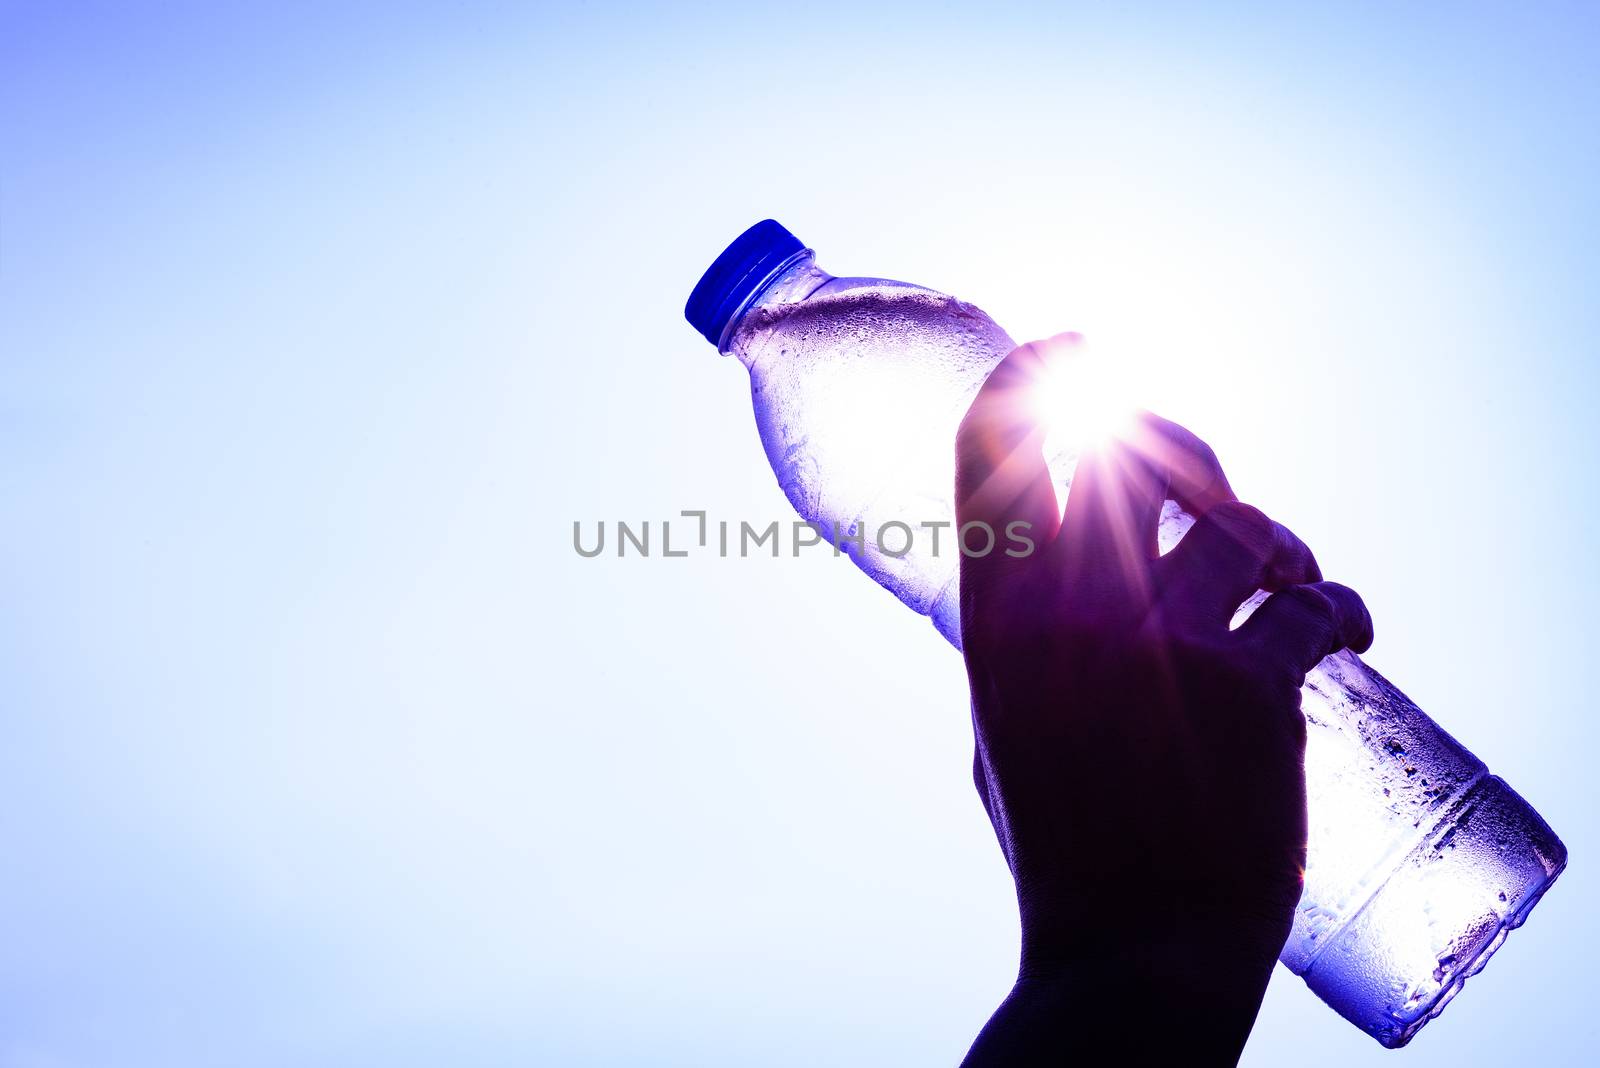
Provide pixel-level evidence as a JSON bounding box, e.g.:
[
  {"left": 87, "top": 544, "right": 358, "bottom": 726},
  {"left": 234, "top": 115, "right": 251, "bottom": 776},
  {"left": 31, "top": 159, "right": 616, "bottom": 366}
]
[
  {"left": 1019, "top": 928, "right": 1280, "bottom": 1007},
  {"left": 1017, "top": 875, "right": 1297, "bottom": 981},
  {"left": 1016, "top": 898, "right": 1290, "bottom": 1035}
]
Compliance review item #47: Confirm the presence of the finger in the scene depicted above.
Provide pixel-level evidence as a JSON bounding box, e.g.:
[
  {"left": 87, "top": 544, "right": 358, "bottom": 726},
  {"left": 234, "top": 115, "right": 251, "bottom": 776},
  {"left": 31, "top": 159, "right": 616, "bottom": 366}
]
[
  {"left": 1235, "top": 580, "right": 1374, "bottom": 676},
  {"left": 1056, "top": 436, "right": 1169, "bottom": 592},
  {"left": 1158, "top": 501, "right": 1322, "bottom": 626},
  {"left": 955, "top": 337, "right": 1066, "bottom": 545},
  {"left": 1120, "top": 412, "right": 1237, "bottom": 517},
  {"left": 1054, "top": 411, "right": 1234, "bottom": 587}
]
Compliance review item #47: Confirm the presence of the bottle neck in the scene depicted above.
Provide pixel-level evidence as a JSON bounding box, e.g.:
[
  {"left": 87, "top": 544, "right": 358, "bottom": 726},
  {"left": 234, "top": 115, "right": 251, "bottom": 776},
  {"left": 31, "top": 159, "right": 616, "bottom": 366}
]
[{"left": 718, "top": 250, "right": 834, "bottom": 356}]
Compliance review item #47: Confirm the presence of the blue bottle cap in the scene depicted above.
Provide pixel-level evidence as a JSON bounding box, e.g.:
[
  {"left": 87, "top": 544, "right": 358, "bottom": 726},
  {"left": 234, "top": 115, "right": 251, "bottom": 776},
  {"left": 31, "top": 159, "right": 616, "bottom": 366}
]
[{"left": 684, "top": 219, "right": 807, "bottom": 347}]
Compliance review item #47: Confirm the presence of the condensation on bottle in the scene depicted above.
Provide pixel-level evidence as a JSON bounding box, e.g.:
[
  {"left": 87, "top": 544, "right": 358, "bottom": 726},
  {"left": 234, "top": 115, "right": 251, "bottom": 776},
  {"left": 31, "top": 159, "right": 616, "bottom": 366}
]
[{"left": 685, "top": 219, "right": 1566, "bottom": 1047}]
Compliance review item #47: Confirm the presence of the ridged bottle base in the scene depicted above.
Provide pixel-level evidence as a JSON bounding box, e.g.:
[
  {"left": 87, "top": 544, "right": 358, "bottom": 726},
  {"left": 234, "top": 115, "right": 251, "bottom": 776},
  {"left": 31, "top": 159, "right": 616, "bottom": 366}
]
[{"left": 1298, "top": 774, "right": 1567, "bottom": 1047}]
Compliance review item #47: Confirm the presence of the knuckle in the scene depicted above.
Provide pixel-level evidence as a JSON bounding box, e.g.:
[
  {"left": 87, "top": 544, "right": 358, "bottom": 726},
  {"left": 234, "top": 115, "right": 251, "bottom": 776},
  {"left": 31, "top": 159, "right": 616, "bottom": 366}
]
[
  {"left": 1320, "top": 580, "right": 1363, "bottom": 610},
  {"left": 1175, "top": 429, "right": 1225, "bottom": 482},
  {"left": 995, "top": 343, "right": 1046, "bottom": 384},
  {"left": 1279, "top": 584, "right": 1336, "bottom": 625},
  {"left": 1322, "top": 580, "right": 1375, "bottom": 647},
  {"left": 1210, "top": 499, "right": 1270, "bottom": 533},
  {"left": 1204, "top": 500, "right": 1275, "bottom": 554},
  {"left": 1009, "top": 340, "right": 1044, "bottom": 362}
]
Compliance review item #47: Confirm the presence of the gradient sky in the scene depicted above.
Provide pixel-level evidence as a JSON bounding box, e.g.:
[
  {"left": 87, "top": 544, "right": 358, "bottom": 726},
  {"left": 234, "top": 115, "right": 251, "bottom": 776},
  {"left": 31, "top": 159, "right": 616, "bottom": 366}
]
[{"left": 4, "top": 2, "right": 1597, "bottom": 1065}]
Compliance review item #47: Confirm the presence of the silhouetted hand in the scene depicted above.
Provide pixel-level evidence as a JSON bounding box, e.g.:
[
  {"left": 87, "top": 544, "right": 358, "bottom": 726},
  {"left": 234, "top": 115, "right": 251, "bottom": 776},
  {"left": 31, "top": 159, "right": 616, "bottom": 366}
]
[{"left": 954, "top": 336, "right": 1373, "bottom": 1065}]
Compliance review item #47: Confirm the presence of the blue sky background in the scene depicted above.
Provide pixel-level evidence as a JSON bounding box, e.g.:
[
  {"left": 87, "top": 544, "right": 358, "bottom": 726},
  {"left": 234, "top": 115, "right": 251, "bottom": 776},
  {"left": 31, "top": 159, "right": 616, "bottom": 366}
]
[{"left": 3, "top": 2, "right": 1596, "bottom": 1064}]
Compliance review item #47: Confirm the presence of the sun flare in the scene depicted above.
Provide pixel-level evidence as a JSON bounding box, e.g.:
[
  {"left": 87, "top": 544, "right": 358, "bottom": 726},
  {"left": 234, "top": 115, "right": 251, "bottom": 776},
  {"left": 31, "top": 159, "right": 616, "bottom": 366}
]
[{"left": 1029, "top": 339, "right": 1139, "bottom": 454}]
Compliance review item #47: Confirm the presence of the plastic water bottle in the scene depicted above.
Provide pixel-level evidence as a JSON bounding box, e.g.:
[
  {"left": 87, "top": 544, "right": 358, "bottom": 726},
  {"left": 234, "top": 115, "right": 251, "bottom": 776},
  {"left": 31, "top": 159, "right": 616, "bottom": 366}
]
[{"left": 684, "top": 219, "right": 1566, "bottom": 1047}]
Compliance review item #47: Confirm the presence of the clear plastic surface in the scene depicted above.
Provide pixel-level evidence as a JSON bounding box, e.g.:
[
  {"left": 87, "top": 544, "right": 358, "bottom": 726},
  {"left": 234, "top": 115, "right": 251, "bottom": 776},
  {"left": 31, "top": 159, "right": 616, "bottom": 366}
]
[{"left": 724, "top": 255, "right": 1567, "bottom": 1046}]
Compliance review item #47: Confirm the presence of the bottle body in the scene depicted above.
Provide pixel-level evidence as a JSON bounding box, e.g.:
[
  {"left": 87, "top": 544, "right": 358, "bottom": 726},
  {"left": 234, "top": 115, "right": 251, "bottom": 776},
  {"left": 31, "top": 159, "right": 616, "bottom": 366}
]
[
  {"left": 709, "top": 241, "right": 1566, "bottom": 1046},
  {"left": 727, "top": 256, "right": 1008, "bottom": 643}
]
